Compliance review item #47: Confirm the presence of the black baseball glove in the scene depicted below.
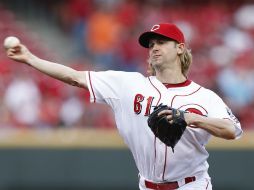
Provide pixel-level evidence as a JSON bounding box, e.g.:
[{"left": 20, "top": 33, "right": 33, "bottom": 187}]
[{"left": 147, "top": 104, "right": 187, "bottom": 152}]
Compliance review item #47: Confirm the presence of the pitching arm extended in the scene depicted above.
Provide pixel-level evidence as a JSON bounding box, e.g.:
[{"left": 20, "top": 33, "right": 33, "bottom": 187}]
[{"left": 5, "top": 43, "right": 88, "bottom": 89}]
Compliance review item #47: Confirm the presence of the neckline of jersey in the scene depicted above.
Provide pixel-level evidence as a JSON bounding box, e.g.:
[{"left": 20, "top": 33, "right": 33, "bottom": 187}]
[{"left": 163, "top": 79, "right": 192, "bottom": 88}]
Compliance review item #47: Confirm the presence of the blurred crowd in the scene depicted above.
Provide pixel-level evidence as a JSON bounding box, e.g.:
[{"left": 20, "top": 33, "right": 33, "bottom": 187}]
[{"left": 0, "top": 0, "right": 254, "bottom": 129}]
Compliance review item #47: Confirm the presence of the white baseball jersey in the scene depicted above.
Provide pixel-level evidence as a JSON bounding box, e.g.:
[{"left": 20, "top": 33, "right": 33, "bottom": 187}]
[{"left": 86, "top": 71, "right": 242, "bottom": 186}]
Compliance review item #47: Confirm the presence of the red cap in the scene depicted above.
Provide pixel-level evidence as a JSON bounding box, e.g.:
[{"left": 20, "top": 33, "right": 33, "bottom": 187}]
[{"left": 139, "top": 23, "right": 185, "bottom": 48}]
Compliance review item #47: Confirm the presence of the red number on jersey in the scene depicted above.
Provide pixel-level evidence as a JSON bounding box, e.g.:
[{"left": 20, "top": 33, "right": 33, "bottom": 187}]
[
  {"left": 134, "top": 94, "right": 154, "bottom": 115},
  {"left": 134, "top": 94, "right": 144, "bottom": 114},
  {"left": 144, "top": 96, "right": 154, "bottom": 116}
]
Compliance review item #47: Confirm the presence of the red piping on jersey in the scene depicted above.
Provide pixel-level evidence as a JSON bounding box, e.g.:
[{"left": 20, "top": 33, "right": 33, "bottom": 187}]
[
  {"left": 170, "top": 87, "right": 202, "bottom": 107},
  {"left": 163, "top": 79, "right": 191, "bottom": 88},
  {"left": 153, "top": 137, "right": 157, "bottom": 172},
  {"left": 162, "top": 145, "right": 167, "bottom": 180},
  {"left": 206, "top": 178, "right": 210, "bottom": 189},
  {"left": 148, "top": 77, "right": 162, "bottom": 176},
  {"left": 148, "top": 77, "right": 161, "bottom": 105},
  {"left": 161, "top": 86, "right": 202, "bottom": 181},
  {"left": 88, "top": 71, "right": 96, "bottom": 103}
]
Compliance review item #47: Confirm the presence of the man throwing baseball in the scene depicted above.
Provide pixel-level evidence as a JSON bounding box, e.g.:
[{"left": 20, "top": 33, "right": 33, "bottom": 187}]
[{"left": 5, "top": 23, "right": 242, "bottom": 190}]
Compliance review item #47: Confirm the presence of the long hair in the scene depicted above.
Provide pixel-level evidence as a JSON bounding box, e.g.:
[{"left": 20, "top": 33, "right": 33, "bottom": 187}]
[{"left": 179, "top": 47, "right": 192, "bottom": 77}]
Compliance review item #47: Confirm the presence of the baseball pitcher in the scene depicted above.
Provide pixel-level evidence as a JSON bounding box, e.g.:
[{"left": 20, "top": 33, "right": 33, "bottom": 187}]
[{"left": 5, "top": 23, "right": 242, "bottom": 190}]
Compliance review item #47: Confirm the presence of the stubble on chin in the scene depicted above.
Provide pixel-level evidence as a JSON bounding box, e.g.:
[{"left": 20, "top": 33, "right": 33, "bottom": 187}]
[{"left": 150, "top": 58, "right": 163, "bottom": 69}]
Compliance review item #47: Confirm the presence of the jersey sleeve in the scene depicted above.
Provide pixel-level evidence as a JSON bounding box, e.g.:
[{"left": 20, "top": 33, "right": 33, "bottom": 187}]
[
  {"left": 86, "top": 71, "right": 126, "bottom": 105},
  {"left": 208, "top": 91, "right": 243, "bottom": 139}
]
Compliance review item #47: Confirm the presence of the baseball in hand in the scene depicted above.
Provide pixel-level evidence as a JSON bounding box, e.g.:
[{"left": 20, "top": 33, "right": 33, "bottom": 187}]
[{"left": 3, "top": 36, "right": 20, "bottom": 49}]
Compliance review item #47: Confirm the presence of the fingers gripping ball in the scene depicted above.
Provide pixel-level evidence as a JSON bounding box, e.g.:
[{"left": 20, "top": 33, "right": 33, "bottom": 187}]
[
  {"left": 3, "top": 36, "right": 20, "bottom": 49},
  {"left": 147, "top": 104, "right": 187, "bottom": 152}
]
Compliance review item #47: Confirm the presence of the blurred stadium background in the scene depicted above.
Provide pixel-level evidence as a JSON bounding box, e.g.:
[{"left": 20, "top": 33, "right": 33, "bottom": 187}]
[{"left": 0, "top": 0, "right": 253, "bottom": 189}]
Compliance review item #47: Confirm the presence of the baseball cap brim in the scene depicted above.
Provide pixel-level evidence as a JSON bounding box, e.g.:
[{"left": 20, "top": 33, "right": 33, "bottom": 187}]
[{"left": 139, "top": 31, "right": 174, "bottom": 48}]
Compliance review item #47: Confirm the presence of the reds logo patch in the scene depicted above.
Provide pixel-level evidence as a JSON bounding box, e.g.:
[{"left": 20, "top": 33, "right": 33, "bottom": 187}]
[
  {"left": 151, "top": 24, "right": 160, "bottom": 31},
  {"left": 185, "top": 108, "right": 203, "bottom": 115},
  {"left": 178, "top": 104, "right": 208, "bottom": 116},
  {"left": 179, "top": 104, "right": 208, "bottom": 128}
]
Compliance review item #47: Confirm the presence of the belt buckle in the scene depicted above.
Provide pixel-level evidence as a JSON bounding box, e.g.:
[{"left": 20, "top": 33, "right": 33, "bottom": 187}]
[{"left": 157, "top": 182, "right": 177, "bottom": 190}]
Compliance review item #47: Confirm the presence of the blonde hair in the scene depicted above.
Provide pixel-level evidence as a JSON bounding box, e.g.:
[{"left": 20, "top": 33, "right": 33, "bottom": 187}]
[
  {"left": 147, "top": 63, "right": 156, "bottom": 76},
  {"left": 179, "top": 47, "right": 192, "bottom": 77}
]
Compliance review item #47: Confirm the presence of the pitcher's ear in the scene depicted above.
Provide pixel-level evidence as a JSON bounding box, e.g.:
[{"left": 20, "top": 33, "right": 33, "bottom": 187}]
[{"left": 177, "top": 43, "right": 185, "bottom": 55}]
